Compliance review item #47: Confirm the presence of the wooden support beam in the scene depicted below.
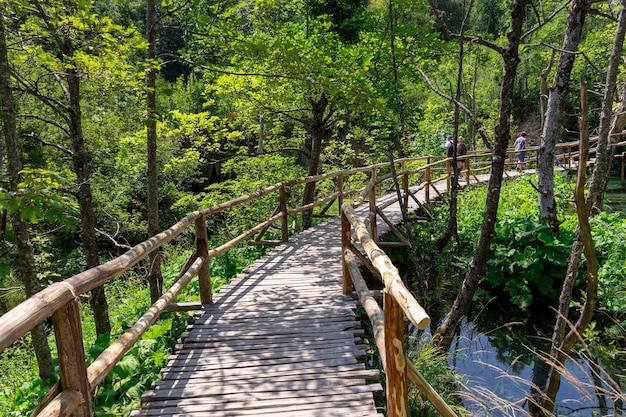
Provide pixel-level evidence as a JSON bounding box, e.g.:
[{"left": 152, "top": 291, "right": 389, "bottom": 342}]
[
  {"left": 36, "top": 389, "right": 83, "bottom": 417},
  {"left": 384, "top": 290, "right": 408, "bottom": 417},
  {"left": 341, "top": 210, "right": 353, "bottom": 295},
  {"left": 195, "top": 217, "right": 212, "bottom": 305},
  {"left": 52, "top": 299, "right": 92, "bottom": 417}
]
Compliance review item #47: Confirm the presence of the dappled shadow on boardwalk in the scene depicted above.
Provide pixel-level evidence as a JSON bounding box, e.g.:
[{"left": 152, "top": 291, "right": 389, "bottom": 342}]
[
  {"left": 134, "top": 171, "right": 521, "bottom": 417},
  {"left": 134, "top": 217, "right": 383, "bottom": 417}
]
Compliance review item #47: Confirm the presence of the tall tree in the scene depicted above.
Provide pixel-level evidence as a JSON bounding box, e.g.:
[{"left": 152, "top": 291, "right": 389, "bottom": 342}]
[
  {"left": 0, "top": 2, "right": 54, "bottom": 379},
  {"left": 533, "top": 3, "right": 626, "bottom": 413},
  {"left": 427, "top": 0, "right": 532, "bottom": 351},
  {"left": 146, "top": 0, "right": 163, "bottom": 303},
  {"left": 15, "top": 0, "right": 111, "bottom": 335},
  {"left": 206, "top": 1, "right": 385, "bottom": 229},
  {"left": 537, "top": 0, "right": 594, "bottom": 235}
]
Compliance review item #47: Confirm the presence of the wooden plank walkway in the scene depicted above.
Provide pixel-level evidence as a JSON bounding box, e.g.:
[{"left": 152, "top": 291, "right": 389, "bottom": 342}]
[
  {"left": 132, "top": 173, "right": 501, "bottom": 417},
  {"left": 133, "top": 217, "right": 386, "bottom": 417}
]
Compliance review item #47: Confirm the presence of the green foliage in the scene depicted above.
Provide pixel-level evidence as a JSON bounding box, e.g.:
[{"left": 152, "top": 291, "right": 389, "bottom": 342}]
[
  {"left": 0, "top": 250, "right": 196, "bottom": 417},
  {"left": 0, "top": 336, "right": 51, "bottom": 417},
  {"left": 485, "top": 213, "right": 572, "bottom": 307},
  {"left": 0, "top": 169, "right": 79, "bottom": 227},
  {"left": 591, "top": 212, "right": 626, "bottom": 314},
  {"left": 407, "top": 344, "right": 468, "bottom": 416},
  {"left": 89, "top": 316, "right": 191, "bottom": 416},
  {"left": 455, "top": 175, "right": 572, "bottom": 307},
  {"left": 172, "top": 153, "right": 306, "bottom": 231}
]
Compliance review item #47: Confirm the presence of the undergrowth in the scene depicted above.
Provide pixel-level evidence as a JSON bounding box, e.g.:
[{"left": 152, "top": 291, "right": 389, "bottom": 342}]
[
  {"left": 388, "top": 172, "right": 626, "bottom": 415},
  {"left": 0, "top": 239, "right": 267, "bottom": 417}
]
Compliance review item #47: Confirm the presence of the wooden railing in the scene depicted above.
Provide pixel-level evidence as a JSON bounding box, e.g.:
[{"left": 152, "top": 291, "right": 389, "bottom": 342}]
[
  {"left": 341, "top": 203, "right": 458, "bottom": 417},
  {"left": 0, "top": 139, "right": 614, "bottom": 417}
]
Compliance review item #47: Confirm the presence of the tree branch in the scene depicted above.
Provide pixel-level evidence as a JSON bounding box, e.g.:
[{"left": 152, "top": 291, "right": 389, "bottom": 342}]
[
  {"left": 521, "top": 0, "right": 571, "bottom": 40},
  {"left": 95, "top": 227, "right": 132, "bottom": 250},
  {"left": 410, "top": 50, "right": 492, "bottom": 149},
  {"left": 425, "top": 0, "right": 504, "bottom": 54},
  {"left": 17, "top": 114, "right": 71, "bottom": 138},
  {"left": 11, "top": 75, "right": 71, "bottom": 124},
  {"left": 20, "top": 132, "right": 73, "bottom": 156}
]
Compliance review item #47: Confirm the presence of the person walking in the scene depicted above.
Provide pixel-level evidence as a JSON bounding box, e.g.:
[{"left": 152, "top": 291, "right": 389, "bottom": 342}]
[
  {"left": 514, "top": 131, "right": 527, "bottom": 171},
  {"left": 457, "top": 136, "right": 467, "bottom": 171}
]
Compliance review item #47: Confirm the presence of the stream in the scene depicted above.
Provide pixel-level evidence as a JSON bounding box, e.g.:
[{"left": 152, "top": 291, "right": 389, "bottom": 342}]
[{"left": 444, "top": 298, "right": 618, "bottom": 416}]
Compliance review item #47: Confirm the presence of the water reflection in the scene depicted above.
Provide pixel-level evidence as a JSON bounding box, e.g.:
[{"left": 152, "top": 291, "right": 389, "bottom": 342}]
[{"left": 414, "top": 299, "right": 623, "bottom": 416}]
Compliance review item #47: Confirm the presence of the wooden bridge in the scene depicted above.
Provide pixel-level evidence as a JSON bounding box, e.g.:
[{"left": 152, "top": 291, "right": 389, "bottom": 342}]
[
  {"left": 0, "top": 139, "right": 609, "bottom": 417},
  {"left": 135, "top": 219, "right": 381, "bottom": 417}
]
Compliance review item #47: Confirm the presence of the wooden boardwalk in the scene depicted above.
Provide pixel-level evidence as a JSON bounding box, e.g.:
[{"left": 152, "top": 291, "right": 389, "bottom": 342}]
[
  {"left": 133, "top": 218, "right": 385, "bottom": 417},
  {"left": 132, "top": 173, "right": 497, "bottom": 417}
]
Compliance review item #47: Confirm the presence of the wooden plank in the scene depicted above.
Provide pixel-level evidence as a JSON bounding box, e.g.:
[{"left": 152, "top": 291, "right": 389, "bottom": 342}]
[
  {"left": 174, "top": 337, "right": 365, "bottom": 353},
  {"left": 156, "top": 368, "right": 380, "bottom": 386},
  {"left": 140, "top": 390, "right": 380, "bottom": 410},
  {"left": 170, "top": 340, "right": 365, "bottom": 358},
  {"left": 167, "top": 344, "right": 367, "bottom": 363},
  {"left": 142, "top": 383, "right": 383, "bottom": 402},
  {"left": 137, "top": 396, "right": 378, "bottom": 414},
  {"left": 161, "top": 362, "right": 375, "bottom": 381},
  {"left": 163, "top": 355, "right": 363, "bottom": 373},
  {"left": 196, "top": 310, "right": 356, "bottom": 324},
  {"left": 181, "top": 327, "right": 364, "bottom": 341},
  {"left": 179, "top": 331, "right": 359, "bottom": 347},
  {"left": 182, "top": 323, "right": 361, "bottom": 339},
  {"left": 208, "top": 295, "right": 357, "bottom": 308},
  {"left": 188, "top": 318, "right": 361, "bottom": 332},
  {"left": 151, "top": 376, "right": 372, "bottom": 394},
  {"left": 165, "top": 350, "right": 362, "bottom": 370},
  {"left": 134, "top": 404, "right": 382, "bottom": 417}
]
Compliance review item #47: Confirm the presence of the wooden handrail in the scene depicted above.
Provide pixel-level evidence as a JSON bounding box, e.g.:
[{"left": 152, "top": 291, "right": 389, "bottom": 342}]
[
  {"left": 0, "top": 139, "right": 612, "bottom": 417},
  {"left": 341, "top": 202, "right": 464, "bottom": 417}
]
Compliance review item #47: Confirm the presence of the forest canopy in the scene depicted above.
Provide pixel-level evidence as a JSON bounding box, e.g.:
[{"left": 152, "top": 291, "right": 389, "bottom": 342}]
[{"left": 1, "top": 0, "right": 626, "bottom": 416}]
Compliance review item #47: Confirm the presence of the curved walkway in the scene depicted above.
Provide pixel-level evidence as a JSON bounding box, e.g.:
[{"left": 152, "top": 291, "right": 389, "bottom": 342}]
[
  {"left": 132, "top": 172, "right": 510, "bottom": 417},
  {"left": 133, "top": 218, "right": 383, "bottom": 417}
]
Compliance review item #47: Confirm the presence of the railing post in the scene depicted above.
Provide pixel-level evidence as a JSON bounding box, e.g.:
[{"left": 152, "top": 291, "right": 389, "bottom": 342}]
[
  {"left": 280, "top": 185, "right": 288, "bottom": 242},
  {"left": 425, "top": 157, "right": 431, "bottom": 203},
  {"left": 341, "top": 208, "right": 352, "bottom": 295},
  {"left": 338, "top": 174, "right": 344, "bottom": 214},
  {"left": 53, "top": 298, "right": 92, "bottom": 417},
  {"left": 401, "top": 161, "right": 409, "bottom": 214},
  {"left": 568, "top": 145, "right": 573, "bottom": 169},
  {"left": 464, "top": 156, "right": 470, "bottom": 183},
  {"left": 446, "top": 159, "right": 451, "bottom": 191},
  {"left": 384, "top": 291, "right": 408, "bottom": 417},
  {"left": 195, "top": 217, "right": 212, "bottom": 304},
  {"left": 369, "top": 167, "right": 378, "bottom": 242}
]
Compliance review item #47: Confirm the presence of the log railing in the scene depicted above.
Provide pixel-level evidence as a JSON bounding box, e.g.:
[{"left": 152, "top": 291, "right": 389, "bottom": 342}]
[
  {"left": 341, "top": 203, "right": 458, "bottom": 417},
  {"left": 0, "top": 140, "right": 611, "bottom": 417}
]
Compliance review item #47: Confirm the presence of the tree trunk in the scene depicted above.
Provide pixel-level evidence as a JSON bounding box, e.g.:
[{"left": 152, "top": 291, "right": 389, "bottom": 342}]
[
  {"left": 45, "top": 1, "right": 111, "bottom": 336},
  {"left": 534, "top": 4, "right": 626, "bottom": 414},
  {"left": 0, "top": 7, "right": 54, "bottom": 379},
  {"left": 537, "top": 0, "right": 590, "bottom": 235},
  {"left": 146, "top": 0, "right": 163, "bottom": 303},
  {"left": 432, "top": 0, "right": 530, "bottom": 352},
  {"left": 301, "top": 94, "right": 328, "bottom": 230},
  {"left": 388, "top": 0, "right": 405, "bottom": 156},
  {"left": 436, "top": 12, "right": 466, "bottom": 253},
  {"left": 586, "top": 3, "right": 626, "bottom": 215}
]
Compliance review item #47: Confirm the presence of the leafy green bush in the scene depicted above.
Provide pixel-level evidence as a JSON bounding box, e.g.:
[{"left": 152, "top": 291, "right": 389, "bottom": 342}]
[
  {"left": 415, "top": 172, "right": 626, "bottom": 312},
  {"left": 90, "top": 316, "right": 193, "bottom": 416},
  {"left": 459, "top": 175, "right": 573, "bottom": 307},
  {"left": 485, "top": 212, "right": 573, "bottom": 307},
  {"left": 591, "top": 212, "right": 626, "bottom": 314}
]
